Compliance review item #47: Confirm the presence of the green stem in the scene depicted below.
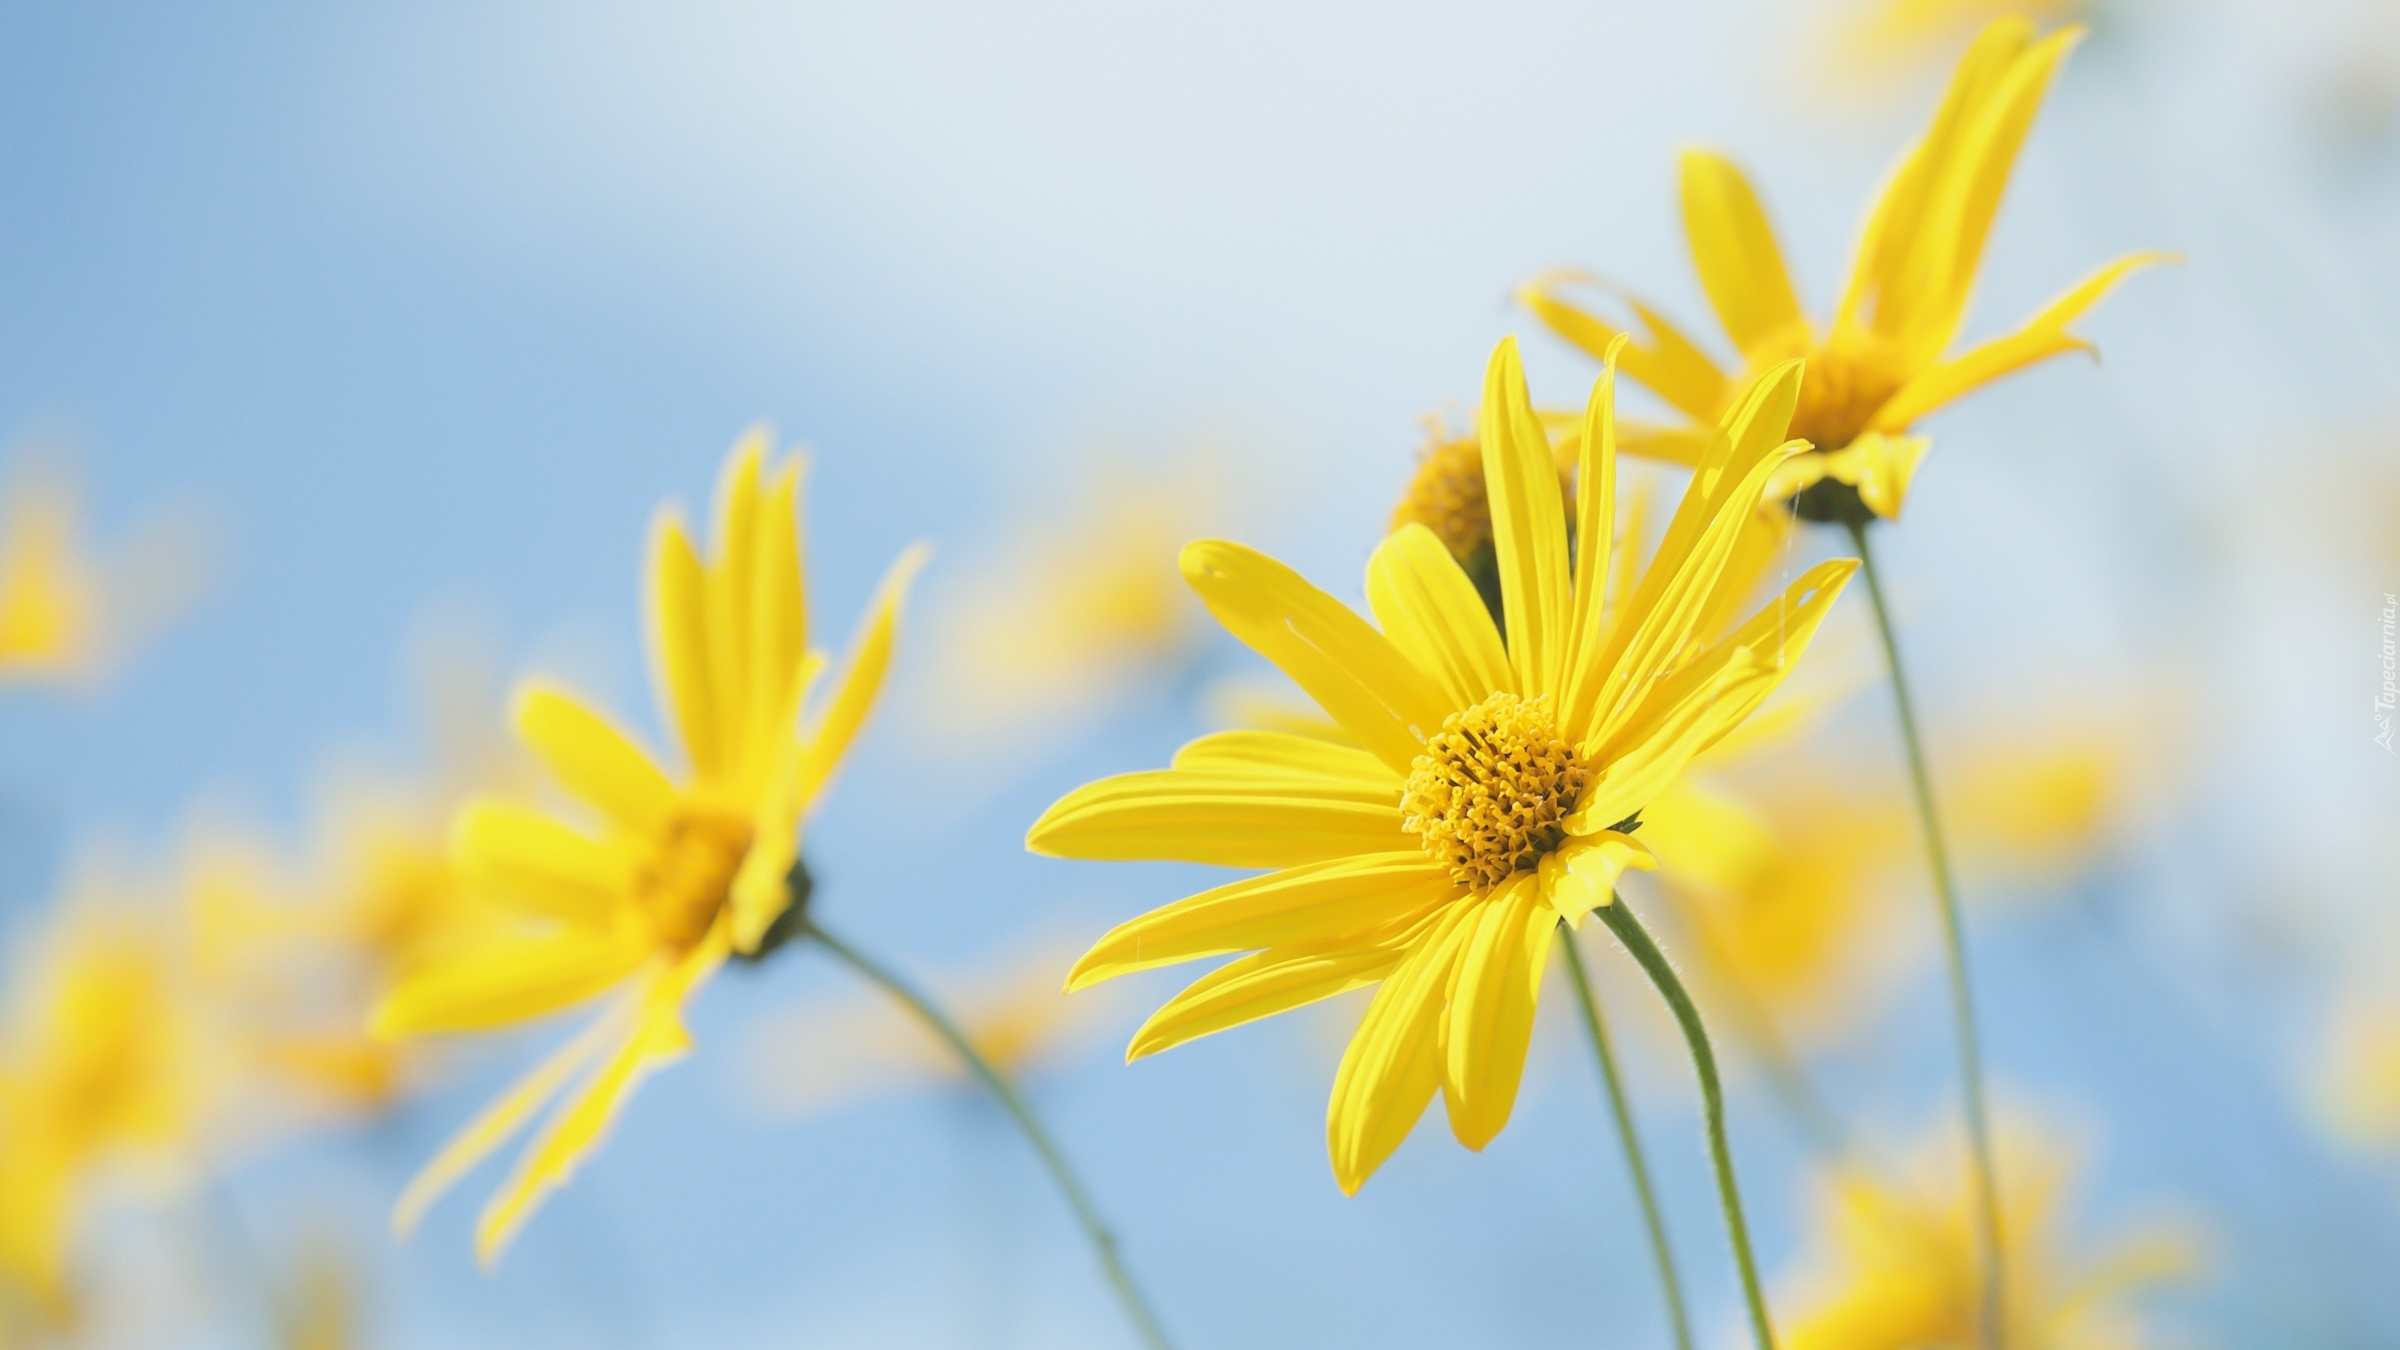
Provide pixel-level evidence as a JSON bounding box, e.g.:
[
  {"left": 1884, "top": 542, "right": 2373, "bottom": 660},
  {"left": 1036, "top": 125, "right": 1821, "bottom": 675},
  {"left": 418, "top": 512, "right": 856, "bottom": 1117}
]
[
  {"left": 1595, "top": 898, "right": 1778, "bottom": 1350},
  {"left": 1559, "top": 922, "right": 1695, "bottom": 1350},
  {"left": 803, "top": 919, "right": 1175, "bottom": 1350},
  {"left": 1844, "top": 518, "right": 2004, "bottom": 1350}
]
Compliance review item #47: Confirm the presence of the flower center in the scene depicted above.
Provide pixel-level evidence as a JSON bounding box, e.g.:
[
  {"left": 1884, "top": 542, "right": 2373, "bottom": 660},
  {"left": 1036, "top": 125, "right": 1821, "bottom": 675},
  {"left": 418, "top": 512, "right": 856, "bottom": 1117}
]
[
  {"left": 636, "top": 807, "right": 754, "bottom": 949},
  {"left": 1741, "top": 324, "right": 1911, "bottom": 455},
  {"left": 1401, "top": 692, "right": 1589, "bottom": 893},
  {"left": 1390, "top": 429, "right": 1496, "bottom": 562}
]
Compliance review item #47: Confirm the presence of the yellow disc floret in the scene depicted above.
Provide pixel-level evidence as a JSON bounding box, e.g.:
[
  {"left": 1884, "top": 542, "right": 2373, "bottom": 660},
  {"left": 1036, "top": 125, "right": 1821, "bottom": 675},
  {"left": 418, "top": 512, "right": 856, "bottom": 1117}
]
[
  {"left": 1401, "top": 692, "right": 1590, "bottom": 893},
  {"left": 634, "top": 807, "right": 754, "bottom": 950},
  {"left": 1390, "top": 430, "right": 1494, "bottom": 563}
]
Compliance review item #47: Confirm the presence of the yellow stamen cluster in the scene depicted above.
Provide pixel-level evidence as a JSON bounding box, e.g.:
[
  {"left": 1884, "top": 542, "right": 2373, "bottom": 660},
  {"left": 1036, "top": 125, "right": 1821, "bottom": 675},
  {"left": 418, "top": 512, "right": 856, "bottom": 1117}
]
[
  {"left": 1748, "top": 325, "right": 1911, "bottom": 455},
  {"left": 1401, "top": 692, "right": 1589, "bottom": 892},
  {"left": 1389, "top": 430, "right": 1494, "bottom": 562},
  {"left": 635, "top": 808, "right": 754, "bottom": 949}
]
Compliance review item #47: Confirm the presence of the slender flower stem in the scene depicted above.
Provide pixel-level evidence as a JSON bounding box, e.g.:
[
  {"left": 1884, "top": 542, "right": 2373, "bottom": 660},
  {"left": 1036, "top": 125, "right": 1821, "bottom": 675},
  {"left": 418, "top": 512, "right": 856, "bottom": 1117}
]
[
  {"left": 1844, "top": 518, "right": 2004, "bottom": 1350},
  {"left": 1596, "top": 897, "right": 1778, "bottom": 1350},
  {"left": 802, "top": 918, "right": 1176, "bottom": 1350},
  {"left": 1559, "top": 922, "right": 1695, "bottom": 1350}
]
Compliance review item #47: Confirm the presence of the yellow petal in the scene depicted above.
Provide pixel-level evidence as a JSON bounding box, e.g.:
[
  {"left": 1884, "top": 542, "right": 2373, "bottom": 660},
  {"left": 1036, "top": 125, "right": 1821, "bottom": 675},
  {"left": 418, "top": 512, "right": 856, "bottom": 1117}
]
[
  {"left": 371, "top": 926, "right": 652, "bottom": 1038},
  {"left": 1908, "top": 26, "right": 2086, "bottom": 356},
  {"left": 1839, "top": 16, "right": 2038, "bottom": 341},
  {"left": 1067, "top": 852, "right": 1462, "bottom": 988},
  {"left": 1027, "top": 767, "right": 1406, "bottom": 869},
  {"left": 1575, "top": 559, "right": 1858, "bottom": 831},
  {"left": 1823, "top": 433, "right": 1934, "bottom": 521},
  {"left": 453, "top": 799, "right": 629, "bottom": 925},
  {"left": 1169, "top": 729, "right": 1399, "bottom": 786},
  {"left": 707, "top": 437, "right": 765, "bottom": 776},
  {"left": 1561, "top": 341, "right": 1624, "bottom": 737},
  {"left": 1872, "top": 251, "right": 2174, "bottom": 432},
  {"left": 513, "top": 683, "right": 679, "bottom": 833},
  {"left": 1679, "top": 148, "right": 1808, "bottom": 358},
  {"left": 1327, "top": 901, "right": 1478, "bottom": 1194},
  {"left": 1127, "top": 939, "right": 1414, "bottom": 1060},
  {"left": 792, "top": 543, "right": 930, "bottom": 807},
  {"left": 1580, "top": 406, "right": 1809, "bottom": 746},
  {"left": 1441, "top": 874, "right": 1555, "bottom": 1150},
  {"left": 1517, "top": 271, "right": 1731, "bottom": 423},
  {"left": 391, "top": 996, "right": 637, "bottom": 1238},
  {"left": 473, "top": 939, "right": 722, "bottom": 1266},
  {"left": 744, "top": 459, "right": 808, "bottom": 784},
  {"left": 648, "top": 511, "right": 719, "bottom": 783},
  {"left": 1365, "top": 525, "right": 1514, "bottom": 710},
  {"left": 1181, "top": 539, "right": 1450, "bottom": 775},
  {"left": 1537, "top": 831, "right": 1654, "bottom": 928},
  {"left": 1479, "top": 338, "right": 1573, "bottom": 698}
]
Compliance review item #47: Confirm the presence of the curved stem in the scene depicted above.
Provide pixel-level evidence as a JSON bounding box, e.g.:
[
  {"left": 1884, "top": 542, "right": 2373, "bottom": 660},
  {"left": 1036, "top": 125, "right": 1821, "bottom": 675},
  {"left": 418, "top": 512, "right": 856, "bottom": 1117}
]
[
  {"left": 1596, "top": 898, "right": 1778, "bottom": 1350},
  {"left": 1559, "top": 922, "right": 1695, "bottom": 1350},
  {"left": 1845, "top": 518, "right": 2004, "bottom": 1350},
  {"left": 803, "top": 918, "right": 1175, "bottom": 1350}
]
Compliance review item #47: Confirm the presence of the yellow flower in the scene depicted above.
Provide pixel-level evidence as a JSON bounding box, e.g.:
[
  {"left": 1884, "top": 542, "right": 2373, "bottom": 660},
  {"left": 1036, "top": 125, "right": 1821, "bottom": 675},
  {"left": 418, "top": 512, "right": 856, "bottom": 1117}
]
[
  {"left": 0, "top": 458, "right": 208, "bottom": 688},
  {"left": 1779, "top": 1115, "right": 2196, "bottom": 1350},
  {"left": 0, "top": 902, "right": 226, "bottom": 1321},
  {"left": 740, "top": 937, "right": 1120, "bottom": 1117},
  {"left": 1646, "top": 705, "right": 2149, "bottom": 1050},
  {"left": 921, "top": 455, "right": 1218, "bottom": 741},
  {"left": 1522, "top": 17, "right": 2169, "bottom": 523},
  {"left": 371, "top": 430, "right": 926, "bottom": 1265},
  {"left": 1029, "top": 338, "right": 1856, "bottom": 1192}
]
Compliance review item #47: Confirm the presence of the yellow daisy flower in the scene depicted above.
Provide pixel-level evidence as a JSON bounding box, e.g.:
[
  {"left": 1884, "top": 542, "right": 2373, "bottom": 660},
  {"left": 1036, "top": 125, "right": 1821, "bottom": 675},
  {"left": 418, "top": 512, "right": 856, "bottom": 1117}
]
[
  {"left": 1779, "top": 1116, "right": 2197, "bottom": 1350},
  {"left": 0, "top": 901, "right": 228, "bottom": 1324},
  {"left": 371, "top": 430, "right": 926, "bottom": 1265},
  {"left": 1030, "top": 337, "right": 1856, "bottom": 1192},
  {"left": 1522, "top": 16, "right": 2169, "bottom": 524}
]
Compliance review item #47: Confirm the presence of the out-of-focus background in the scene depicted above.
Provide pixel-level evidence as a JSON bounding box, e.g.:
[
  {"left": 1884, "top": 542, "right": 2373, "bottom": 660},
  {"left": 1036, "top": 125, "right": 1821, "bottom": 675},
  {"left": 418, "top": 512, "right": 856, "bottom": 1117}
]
[{"left": 2, "top": 0, "right": 2396, "bottom": 1346}]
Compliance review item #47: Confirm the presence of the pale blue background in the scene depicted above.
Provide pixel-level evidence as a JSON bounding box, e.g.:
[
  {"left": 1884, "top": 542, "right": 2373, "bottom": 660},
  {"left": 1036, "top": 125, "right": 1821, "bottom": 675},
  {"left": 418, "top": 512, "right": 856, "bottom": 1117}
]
[{"left": 3, "top": 1, "right": 2398, "bottom": 1346}]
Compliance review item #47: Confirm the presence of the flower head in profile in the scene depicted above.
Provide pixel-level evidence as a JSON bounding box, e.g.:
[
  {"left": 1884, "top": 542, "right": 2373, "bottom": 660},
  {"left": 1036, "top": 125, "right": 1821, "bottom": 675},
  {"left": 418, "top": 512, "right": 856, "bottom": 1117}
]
[
  {"left": 0, "top": 897, "right": 228, "bottom": 1326},
  {"left": 1030, "top": 338, "right": 1855, "bottom": 1192},
  {"left": 371, "top": 430, "right": 925, "bottom": 1265},
  {"left": 1522, "top": 17, "right": 2168, "bottom": 524},
  {"left": 1779, "top": 1114, "right": 2196, "bottom": 1350}
]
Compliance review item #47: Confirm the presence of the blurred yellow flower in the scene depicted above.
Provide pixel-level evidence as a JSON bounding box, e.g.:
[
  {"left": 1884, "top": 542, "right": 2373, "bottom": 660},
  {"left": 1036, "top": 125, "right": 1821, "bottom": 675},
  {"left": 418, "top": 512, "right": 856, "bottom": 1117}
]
[
  {"left": 2314, "top": 984, "right": 2400, "bottom": 1151},
  {"left": 194, "top": 640, "right": 538, "bottom": 1118},
  {"left": 1779, "top": 1115, "right": 2196, "bottom": 1350},
  {"left": 372, "top": 430, "right": 926, "bottom": 1265},
  {"left": 922, "top": 455, "right": 1218, "bottom": 742},
  {"left": 1647, "top": 703, "right": 2151, "bottom": 1053},
  {"left": 0, "top": 898, "right": 229, "bottom": 1325},
  {"left": 1030, "top": 339, "right": 1854, "bottom": 1192},
  {"left": 1523, "top": 17, "right": 2167, "bottom": 523},
  {"left": 0, "top": 457, "right": 208, "bottom": 688},
  {"left": 740, "top": 936, "right": 1121, "bottom": 1118}
]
